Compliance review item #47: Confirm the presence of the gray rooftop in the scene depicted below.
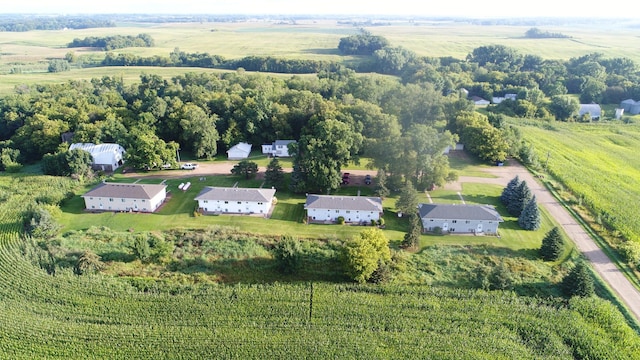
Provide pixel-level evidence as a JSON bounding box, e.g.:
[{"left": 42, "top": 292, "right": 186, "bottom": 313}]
[
  {"left": 195, "top": 187, "right": 276, "bottom": 202},
  {"left": 418, "top": 203, "right": 503, "bottom": 222},
  {"left": 304, "top": 195, "right": 382, "bottom": 212},
  {"left": 82, "top": 182, "right": 166, "bottom": 200}
]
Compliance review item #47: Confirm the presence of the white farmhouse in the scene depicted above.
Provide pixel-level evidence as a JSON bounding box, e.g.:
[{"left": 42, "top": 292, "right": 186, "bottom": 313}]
[
  {"left": 419, "top": 203, "right": 503, "bottom": 235},
  {"left": 81, "top": 182, "right": 167, "bottom": 213},
  {"left": 227, "top": 142, "right": 252, "bottom": 160},
  {"left": 69, "top": 143, "right": 125, "bottom": 171},
  {"left": 304, "top": 194, "right": 383, "bottom": 224},
  {"left": 194, "top": 187, "right": 276, "bottom": 215},
  {"left": 261, "top": 140, "right": 296, "bottom": 157}
]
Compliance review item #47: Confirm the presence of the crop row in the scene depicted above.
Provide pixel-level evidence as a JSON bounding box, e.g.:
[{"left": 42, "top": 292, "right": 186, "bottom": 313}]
[{"left": 0, "top": 174, "right": 639, "bottom": 358}]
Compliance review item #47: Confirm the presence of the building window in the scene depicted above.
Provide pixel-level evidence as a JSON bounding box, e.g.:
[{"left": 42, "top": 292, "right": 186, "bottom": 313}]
[
  {"left": 258, "top": 202, "right": 263, "bottom": 205},
  {"left": 89, "top": 197, "right": 93, "bottom": 200},
  {"left": 109, "top": 198, "right": 113, "bottom": 202},
  {"left": 224, "top": 201, "right": 229, "bottom": 204},
  {"left": 346, "top": 211, "right": 350, "bottom": 214},
  {"left": 336, "top": 210, "right": 339, "bottom": 213},
  {"left": 142, "top": 199, "right": 145, "bottom": 202},
  {"left": 237, "top": 201, "right": 242, "bottom": 204},
  {"left": 465, "top": 220, "right": 470, "bottom": 224},
  {"left": 121, "top": 198, "right": 125, "bottom": 202},
  {"left": 452, "top": 220, "right": 457, "bottom": 224},
  {"left": 204, "top": 200, "right": 208, "bottom": 204}
]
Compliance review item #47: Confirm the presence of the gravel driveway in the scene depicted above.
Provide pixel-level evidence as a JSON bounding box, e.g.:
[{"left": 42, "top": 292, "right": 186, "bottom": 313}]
[{"left": 123, "top": 158, "right": 640, "bottom": 322}]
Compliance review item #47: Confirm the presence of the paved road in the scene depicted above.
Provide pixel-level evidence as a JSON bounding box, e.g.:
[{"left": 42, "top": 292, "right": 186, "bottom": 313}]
[{"left": 450, "top": 161, "right": 640, "bottom": 322}]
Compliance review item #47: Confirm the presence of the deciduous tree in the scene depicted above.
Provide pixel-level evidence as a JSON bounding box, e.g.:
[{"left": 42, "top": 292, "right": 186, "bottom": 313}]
[{"left": 342, "top": 228, "right": 391, "bottom": 283}]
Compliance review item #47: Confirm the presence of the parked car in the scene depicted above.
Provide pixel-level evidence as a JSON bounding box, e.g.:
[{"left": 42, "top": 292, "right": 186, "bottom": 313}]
[
  {"left": 342, "top": 172, "right": 350, "bottom": 185},
  {"left": 181, "top": 163, "right": 198, "bottom": 170},
  {"left": 364, "top": 174, "right": 372, "bottom": 185},
  {"left": 161, "top": 163, "right": 173, "bottom": 169}
]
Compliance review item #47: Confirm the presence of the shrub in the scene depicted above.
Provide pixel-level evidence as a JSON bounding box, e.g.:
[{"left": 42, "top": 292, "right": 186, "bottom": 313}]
[
  {"left": 337, "top": 216, "right": 345, "bottom": 225},
  {"left": 272, "top": 235, "right": 302, "bottom": 274}
]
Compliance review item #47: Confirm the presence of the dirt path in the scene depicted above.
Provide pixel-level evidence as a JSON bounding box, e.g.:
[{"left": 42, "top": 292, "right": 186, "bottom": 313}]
[{"left": 457, "top": 161, "right": 640, "bottom": 322}]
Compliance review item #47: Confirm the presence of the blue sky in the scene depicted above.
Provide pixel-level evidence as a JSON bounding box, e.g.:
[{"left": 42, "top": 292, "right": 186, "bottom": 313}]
[{"left": 1, "top": 0, "right": 631, "bottom": 18}]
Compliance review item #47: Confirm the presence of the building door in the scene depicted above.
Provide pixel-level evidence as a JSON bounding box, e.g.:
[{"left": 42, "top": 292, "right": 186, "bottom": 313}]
[
  {"left": 476, "top": 223, "right": 483, "bottom": 233},
  {"left": 442, "top": 222, "right": 449, "bottom": 232}
]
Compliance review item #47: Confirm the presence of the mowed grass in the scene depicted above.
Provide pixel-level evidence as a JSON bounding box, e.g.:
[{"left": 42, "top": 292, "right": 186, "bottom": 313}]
[
  {"left": 59, "top": 150, "right": 562, "bottom": 252},
  {"left": 517, "top": 120, "right": 640, "bottom": 243},
  {"left": 423, "top": 182, "right": 561, "bottom": 252}
]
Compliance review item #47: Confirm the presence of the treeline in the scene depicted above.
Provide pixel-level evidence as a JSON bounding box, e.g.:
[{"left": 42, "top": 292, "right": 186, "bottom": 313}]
[
  {"left": 524, "top": 27, "right": 570, "bottom": 39},
  {"left": 0, "top": 16, "right": 115, "bottom": 32},
  {"left": 101, "top": 48, "right": 341, "bottom": 74},
  {"left": 69, "top": 34, "right": 154, "bottom": 50}
]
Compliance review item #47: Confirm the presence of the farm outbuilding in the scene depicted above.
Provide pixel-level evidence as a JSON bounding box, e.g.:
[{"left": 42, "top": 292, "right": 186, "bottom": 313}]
[
  {"left": 578, "top": 104, "right": 602, "bottom": 120},
  {"left": 69, "top": 143, "right": 125, "bottom": 171},
  {"left": 620, "top": 99, "right": 640, "bottom": 115},
  {"left": 227, "top": 142, "right": 252, "bottom": 160}
]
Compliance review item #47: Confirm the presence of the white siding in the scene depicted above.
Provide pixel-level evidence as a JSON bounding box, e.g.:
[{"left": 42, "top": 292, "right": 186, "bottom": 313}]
[
  {"left": 197, "top": 199, "right": 271, "bottom": 214},
  {"left": 83, "top": 192, "right": 166, "bottom": 213},
  {"left": 307, "top": 207, "right": 380, "bottom": 223}
]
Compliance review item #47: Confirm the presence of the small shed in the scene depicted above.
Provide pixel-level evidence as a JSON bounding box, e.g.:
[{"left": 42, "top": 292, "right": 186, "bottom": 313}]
[{"left": 227, "top": 142, "right": 252, "bottom": 160}]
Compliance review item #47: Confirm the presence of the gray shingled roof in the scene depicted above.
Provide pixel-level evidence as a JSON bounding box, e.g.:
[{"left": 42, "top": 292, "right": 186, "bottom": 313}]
[
  {"left": 304, "top": 195, "right": 382, "bottom": 212},
  {"left": 194, "top": 187, "right": 276, "bottom": 202},
  {"left": 418, "top": 203, "right": 503, "bottom": 222},
  {"left": 82, "top": 182, "right": 166, "bottom": 199}
]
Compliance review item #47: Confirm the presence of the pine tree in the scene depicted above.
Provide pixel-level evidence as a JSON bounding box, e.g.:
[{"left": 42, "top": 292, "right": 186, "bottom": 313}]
[
  {"left": 540, "top": 227, "right": 564, "bottom": 261},
  {"left": 395, "top": 181, "right": 419, "bottom": 217},
  {"left": 562, "top": 260, "right": 595, "bottom": 297},
  {"left": 374, "top": 169, "right": 390, "bottom": 198},
  {"left": 500, "top": 175, "right": 520, "bottom": 206},
  {"left": 507, "top": 180, "right": 531, "bottom": 216},
  {"left": 264, "top": 158, "right": 285, "bottom": 189},
  {"left": 518, "top": 195, "right": 541, "bottom": 230},
  {"left": 401, "top": 213, "right": 422, "bottom": 249}
]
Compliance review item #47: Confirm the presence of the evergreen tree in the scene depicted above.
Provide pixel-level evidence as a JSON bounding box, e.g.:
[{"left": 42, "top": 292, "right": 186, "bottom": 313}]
[
  {"left": 518, "top": 195, "right": 541, "bottom": 230},
  {"left": 540, "top": 227, "right": 564, "bottom": 261},
  {"left": 507, "top": 180, "right": 531, "bottom": 216},
  {"left": 401, "top": 213, "right": 422, "bottom": 249},
  {"left": 395, "top": 181, "right": 419, "bottom": 217},
  {"left": 264, "top": 158, "right": 285, "bottom": 189},
  {"left": 562, "top": 260, "right": 595, "bottom": 297},
  {"left": 500, "top": 175, "right": 520, "bottom": 206},
  {"left": 374, "top": 169, "right": 390, "bottom": 198},
  {"left": 231, "top": 160, "right": 259, "bottom": 179}
]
